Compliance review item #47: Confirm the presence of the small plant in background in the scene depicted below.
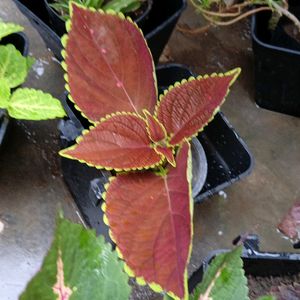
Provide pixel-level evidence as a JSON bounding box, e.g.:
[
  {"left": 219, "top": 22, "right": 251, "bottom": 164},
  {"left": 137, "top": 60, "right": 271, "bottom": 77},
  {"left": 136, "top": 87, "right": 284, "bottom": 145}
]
[
  {"left": 58, "top": 3, "right": 240, "bottom": 299},
  {"left": 50, "top": 0, "right": 144, "bottom": 20},
  {"left": 0, "top": 21, "right": 65, "bottom": 120},
  {"left": 188, "top": 246, "right": 275, "bottom": 300},
  {"left": 190, "top": 0, "right": 300, "bottom": 31}
]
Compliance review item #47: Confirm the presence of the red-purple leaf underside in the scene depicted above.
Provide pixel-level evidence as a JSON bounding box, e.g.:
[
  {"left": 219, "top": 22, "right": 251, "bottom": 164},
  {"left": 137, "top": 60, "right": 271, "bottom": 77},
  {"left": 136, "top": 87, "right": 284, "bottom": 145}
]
[
  {"left": 105, "top": 142, "right": 192, "bottom": 299},
  {"left": 156, "top": 70, "right": 240, "bottom": 145},
  {"left": 144, "top": 110, "right": 167, "bottom": 143},
  {"left": 65, "top": 4, "right": 157, "bottom": 122},
  {"left": 60, "top": 114, "right": 162, "bottom": 170}
]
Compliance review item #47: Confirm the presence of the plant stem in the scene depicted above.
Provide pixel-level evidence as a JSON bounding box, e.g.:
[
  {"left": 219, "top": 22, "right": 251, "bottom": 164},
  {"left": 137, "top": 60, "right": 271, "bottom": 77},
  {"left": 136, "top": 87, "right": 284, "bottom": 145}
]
[
  {"left": 271, "top": 1, "right": 300, "bottom": 32},
  {"left": 202, "top": 6, "right": 272, "bottom": 26},
  {"left": 190, "top": 0, "right": 300, "bottom": 31}
]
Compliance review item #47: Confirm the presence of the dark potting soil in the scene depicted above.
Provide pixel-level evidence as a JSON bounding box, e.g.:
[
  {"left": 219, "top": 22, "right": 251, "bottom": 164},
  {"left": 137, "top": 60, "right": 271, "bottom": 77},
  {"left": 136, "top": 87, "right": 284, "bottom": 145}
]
[{"left": 247, "top": 273, "right": 300, "bottom": 300}]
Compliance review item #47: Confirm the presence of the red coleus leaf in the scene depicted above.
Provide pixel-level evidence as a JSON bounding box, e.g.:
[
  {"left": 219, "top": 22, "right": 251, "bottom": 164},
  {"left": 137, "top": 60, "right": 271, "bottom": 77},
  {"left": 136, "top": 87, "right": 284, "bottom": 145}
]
[
  {"left": 63, "top": 3, "right": 157, "bottom": 122},
  {"left": 156, "top": 69, "right": 241, "bottom": 146},
  {"left": 144, "top": 109, "right": 167, "bottom": 143},
  {"left": 104, "top": 141, "right": 193, "bottom": 299},
  {"left": 60, "top": 113, "right": 162, "bottom": 170},
  {"left": 155, "top": 146, "right": 175, "bottom": 167}
]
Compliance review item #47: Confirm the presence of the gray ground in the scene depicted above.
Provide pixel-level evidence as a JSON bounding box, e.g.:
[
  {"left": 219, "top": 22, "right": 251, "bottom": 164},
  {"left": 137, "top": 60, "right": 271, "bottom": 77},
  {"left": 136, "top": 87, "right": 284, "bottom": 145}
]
[{"left": 0, "top": 0, "right": 299, "bottom": 299}]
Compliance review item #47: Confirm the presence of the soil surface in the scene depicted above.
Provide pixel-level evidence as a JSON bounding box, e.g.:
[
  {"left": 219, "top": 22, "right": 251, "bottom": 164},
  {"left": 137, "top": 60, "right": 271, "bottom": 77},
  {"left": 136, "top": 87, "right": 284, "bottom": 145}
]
[{"left": 247, "top": 273, "right": 300, "bottom": 300}]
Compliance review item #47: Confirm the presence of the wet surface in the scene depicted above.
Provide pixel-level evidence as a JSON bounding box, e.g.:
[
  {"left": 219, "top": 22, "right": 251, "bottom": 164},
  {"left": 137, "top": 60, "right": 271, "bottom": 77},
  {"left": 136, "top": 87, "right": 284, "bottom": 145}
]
[
  {"left": 0, "top": 1, "right": 81, "bottom": 299},
  {"left": 0, "top": 1, "right": 300, "bottom": 299},
  {"left": 168, "top": 5, "right": 300, "bottom": 276}
]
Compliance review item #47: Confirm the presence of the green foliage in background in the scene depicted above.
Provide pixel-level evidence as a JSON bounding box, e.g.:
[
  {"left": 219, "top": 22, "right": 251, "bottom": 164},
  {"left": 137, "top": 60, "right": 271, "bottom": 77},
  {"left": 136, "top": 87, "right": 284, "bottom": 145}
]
[
  {"left": 0, "top": 20, "right": 65, "bottom": 120},
  {"left": 189, "top": 246, "right": 249, "bottom": 300},
  {"left": 50, "top": 0, "right": 143, "bottom": 20},
  {"left": 0, "top": 20, "right": 24, "bottom": 40}
]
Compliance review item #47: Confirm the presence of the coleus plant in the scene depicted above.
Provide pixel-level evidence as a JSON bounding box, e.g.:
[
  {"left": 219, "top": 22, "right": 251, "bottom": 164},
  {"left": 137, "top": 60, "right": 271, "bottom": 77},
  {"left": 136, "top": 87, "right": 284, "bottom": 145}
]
[
  {"left": 0, "top": 21, "right": 65, "bottom": 120},
  {"left": 59, "top": 3, "right": 240, "bottom": 299},
  {"left": 20, "top": 216, "right": 132, "bottom": 300}
]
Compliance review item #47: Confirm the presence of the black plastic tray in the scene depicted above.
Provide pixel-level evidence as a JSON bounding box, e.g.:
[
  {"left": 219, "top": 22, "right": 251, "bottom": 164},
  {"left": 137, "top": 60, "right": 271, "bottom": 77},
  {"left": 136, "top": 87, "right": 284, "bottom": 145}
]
[
  {"left": 58, "top": 64, "right": 253, "bottom": 239},
  {"left": 13, "top": 0, "right": 187, "bottom": 63},
  {"left": 0, "top": 32, "right": 29, "bottom": 150},
  {"left": 251, "top": 4, "right": 300, "bottom": 117},
  {"left": 188, "top": 235, "right": 300, "bottom": 294}
]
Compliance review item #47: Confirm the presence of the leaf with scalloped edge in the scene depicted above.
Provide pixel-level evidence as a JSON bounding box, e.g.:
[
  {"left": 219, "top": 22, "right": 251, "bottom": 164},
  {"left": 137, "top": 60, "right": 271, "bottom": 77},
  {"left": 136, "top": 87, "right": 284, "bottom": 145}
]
[
  {"left": 0, "top": 44, "right": 28, "bottom": 88},
  {"left": 0, "top": 80, "right": 10, "bottom": 109},
  {"left": 20, "top": 216, "right": 131, "bottom": 300},
  {"left": 104, "top": 141, "right": 193, "bottom": 299},
  {"left": 156, "top": 69, "right": 241, "bottom": 146},
  {"left": 0, "top": 21, "right": 24, "bottom": 40},
  {"left": 144, "top": 109, "right": 167, "bottom": 143},
  {"left": 63, "top": 3, "right": 157, "bottom": 122},
  {"left": 189, "top": 246, "right": 249, "bottom": 300},
  {"left": 155, "top": 146, "right": 175, "bottom": 167},
  {"left": 60, "top": 113, "right": 163, "bottom": 170},
  {"left": 7, "top": 88, "right": 66, "bottom": 120}
]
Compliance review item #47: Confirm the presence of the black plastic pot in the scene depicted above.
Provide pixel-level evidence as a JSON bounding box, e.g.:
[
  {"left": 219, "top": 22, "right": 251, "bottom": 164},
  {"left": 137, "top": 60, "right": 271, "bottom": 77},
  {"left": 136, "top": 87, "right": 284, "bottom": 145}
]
[
  {"left": 58, "top": 64, "right": 253, "bottom": 240},
  {"left": 13, "top": 0, "right": 186, "bottom": 63},
  {"left": 44, "top": 0, "right": 153, "bottom": 37},
  {"left": 188, "top": 235, "right": 300, "bottom": 295},
  {"left": 251, "top": 4, "right": 300, "bottom": 117},
  {"left": 0, "top": 32, "right": 29, "bottom": 150}
]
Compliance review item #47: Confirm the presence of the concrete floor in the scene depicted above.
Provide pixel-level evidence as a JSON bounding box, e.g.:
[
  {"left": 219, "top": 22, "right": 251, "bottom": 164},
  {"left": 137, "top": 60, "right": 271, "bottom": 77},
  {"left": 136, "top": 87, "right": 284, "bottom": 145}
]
[{"left": 0, "top": 0, "right": 300, "bottom": 299}]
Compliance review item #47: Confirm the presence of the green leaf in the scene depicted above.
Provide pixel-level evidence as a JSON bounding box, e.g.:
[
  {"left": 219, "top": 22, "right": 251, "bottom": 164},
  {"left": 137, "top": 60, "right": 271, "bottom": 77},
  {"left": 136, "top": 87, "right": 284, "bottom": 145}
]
[
  {"left": 20, "top": 217, "right": 131, "bottom": 300},
  {"left": 0, "top": 44, "right": 28, "bottom": 88},
  {"left": 103, "top": 0, "right": 141, "bottom": 13},
  {"left": 8, "top": 88, "right": 66, "bottom": 120},
  {"left": 26, "top": 56, "right": 35, "bottom": 72},
  {"left": 0, "top": 79, "right": 11, "bottom": 109},
  {"left": 0, "top": 21, "right": 23, "bottom": 40},
  {"left": 86, "top": 0, "right": 104, "bottom": 9},
  {"left": 190, "top": 246, "right": 249, "bottom": 300}
]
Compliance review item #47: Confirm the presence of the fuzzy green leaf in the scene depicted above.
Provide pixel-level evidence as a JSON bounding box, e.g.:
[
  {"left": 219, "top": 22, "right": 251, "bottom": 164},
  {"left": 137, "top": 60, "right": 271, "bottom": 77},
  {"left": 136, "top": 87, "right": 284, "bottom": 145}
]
[
  {"left": 0, "top": 79, "right": 10, "bottom": 109},
  {"left": 8, "top": 88, "right": 66, "bottom": 120},
  {"left": 190, "top": 246, "right": 249, "bottom": 300},
  {"left": 257, "top": 296, "right": 276, "bottom": 300},
  {"left": 20, "top": 217, "right": 131, "bottom": 300},
  {"left": 0, "top": 44, "right": 28, "bottom": 88},
  {"left": 0, "top": 21, "right": 24, "bottom": 40}
]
